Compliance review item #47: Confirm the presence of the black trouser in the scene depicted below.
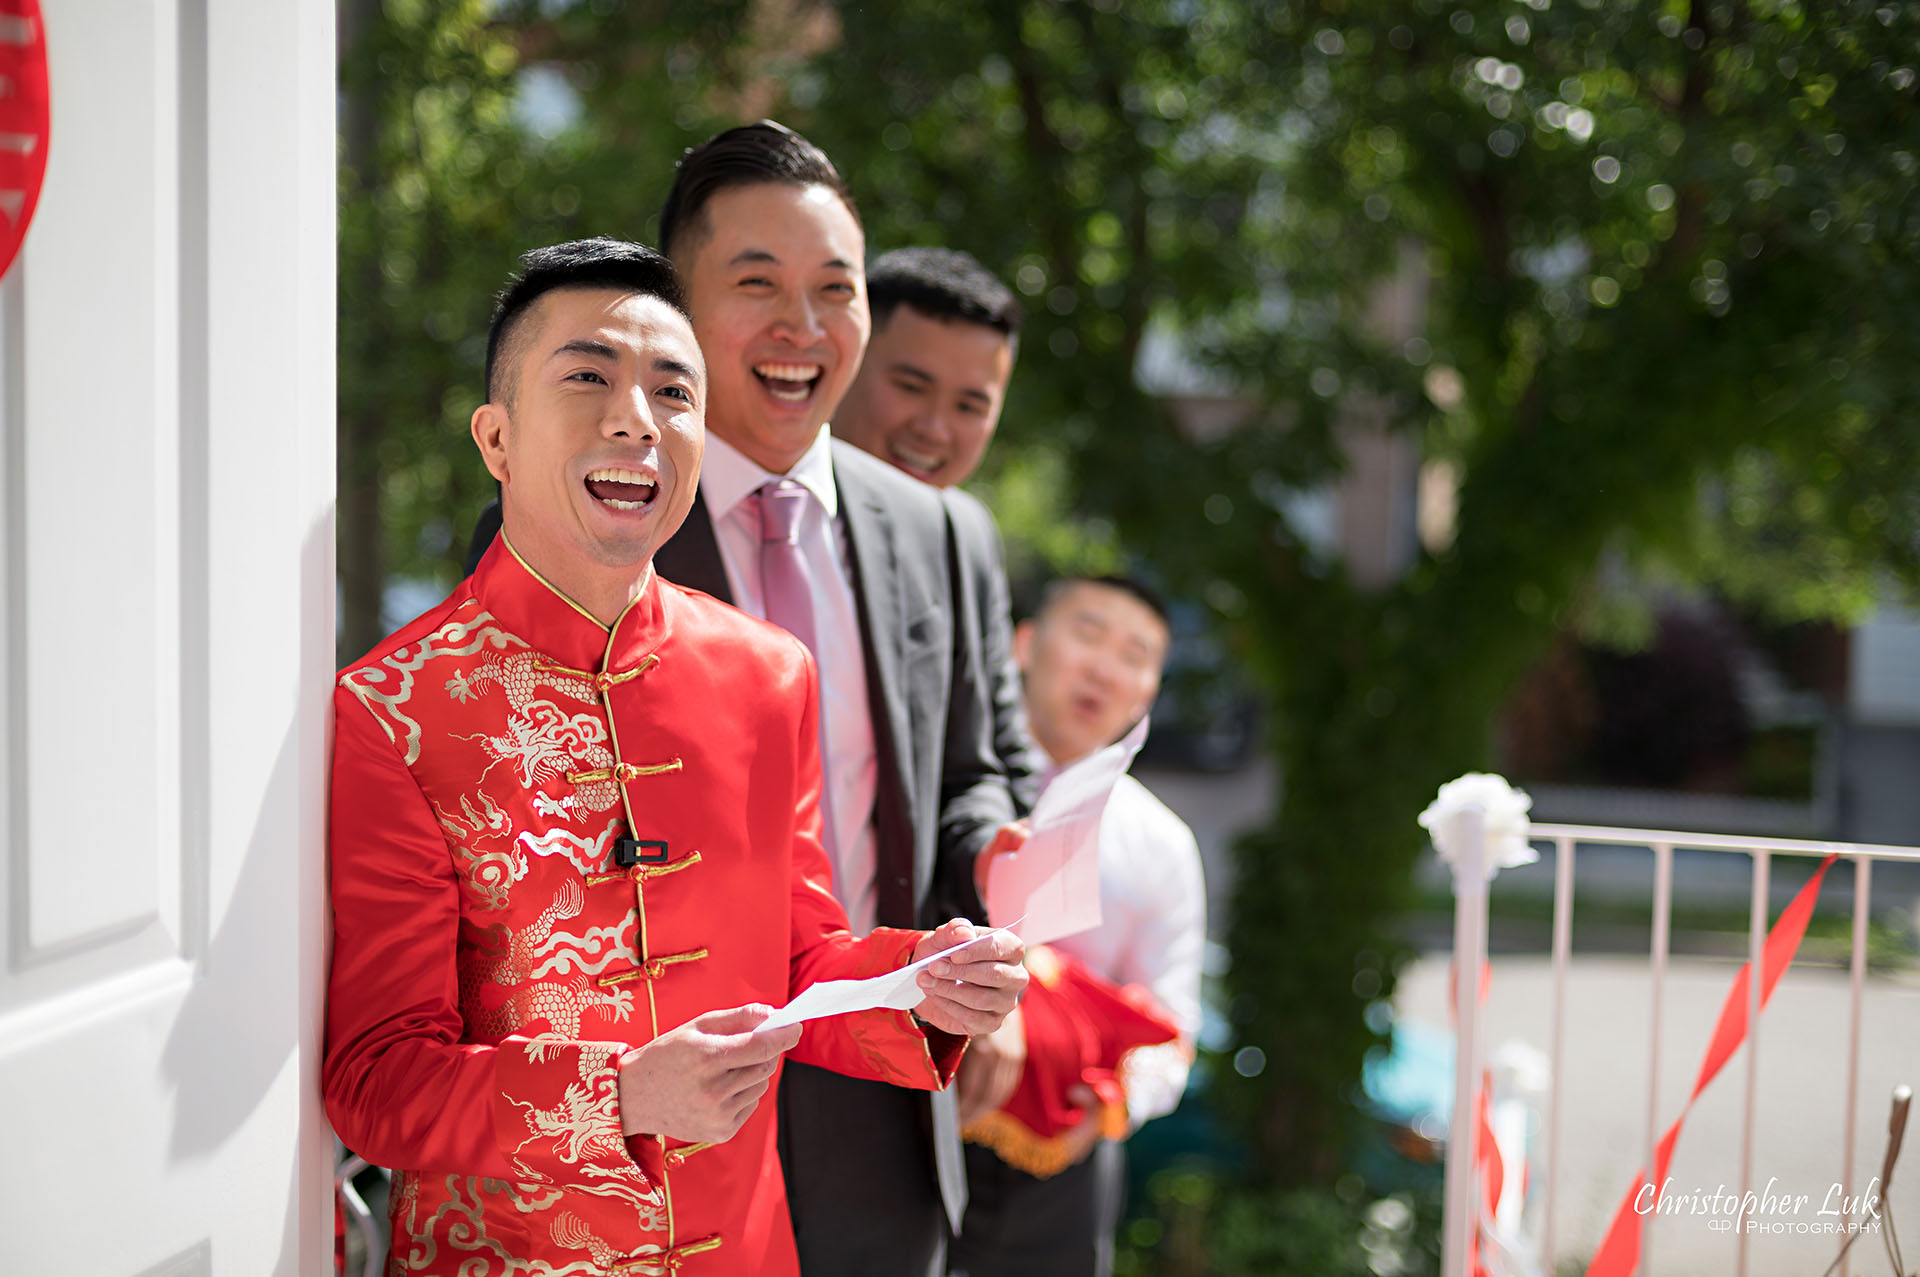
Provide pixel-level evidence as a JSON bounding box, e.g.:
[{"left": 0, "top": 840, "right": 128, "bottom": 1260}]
[
  {"left": 778, "top": 1061, "right": 949, "bottom": 1277},
  {"left": 948, "top": 1138, "right": 1127, "bottom": 1277}
]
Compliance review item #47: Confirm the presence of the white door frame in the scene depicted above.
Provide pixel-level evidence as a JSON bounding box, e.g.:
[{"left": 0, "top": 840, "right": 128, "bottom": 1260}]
[{"left": 0, "top": 1, "right": 335, "bottom": 1271}]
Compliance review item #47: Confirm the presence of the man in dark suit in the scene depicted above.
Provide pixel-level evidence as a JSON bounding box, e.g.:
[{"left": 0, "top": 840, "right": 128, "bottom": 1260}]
[
  {"left": 466, "top": 122, "right": 1025, "bottom": 1276},
  {"left": 655, "top": 124, "right": 1030, "bottom": 1277}
]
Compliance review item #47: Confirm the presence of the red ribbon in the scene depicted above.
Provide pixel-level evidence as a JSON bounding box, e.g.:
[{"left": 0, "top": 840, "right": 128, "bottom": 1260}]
[
  {"left": 1474, "top": 1072, "right": 1501, "bottom": 1277},
  {"left": 1451, "top": 958, "right": 1505, "bottom": 1277},
  {"left": 1584, "top": 853, "right": 1838, "bottom": 1277}
]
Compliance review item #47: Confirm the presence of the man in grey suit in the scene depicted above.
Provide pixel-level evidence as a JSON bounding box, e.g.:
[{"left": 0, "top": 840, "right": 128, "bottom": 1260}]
[{"left": 654, "top": 122, "right": 1023, "bottom": 1277}]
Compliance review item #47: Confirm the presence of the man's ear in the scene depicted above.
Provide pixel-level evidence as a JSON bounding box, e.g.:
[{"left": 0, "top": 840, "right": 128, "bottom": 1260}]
[
  {"left": 1012, "top": 618, "right": 1035, "bottom": 675},
  {"left": 471, "top": 402, "right": 510, "bottom": 484}
]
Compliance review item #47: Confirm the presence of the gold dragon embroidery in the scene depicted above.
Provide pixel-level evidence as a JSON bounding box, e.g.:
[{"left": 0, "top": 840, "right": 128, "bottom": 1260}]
[
  {"left": 505, "top": 1044, "right": 666, "bottom": 1221},
  {"left": 437, "top": 791, "right": 526, "bottom": 910},
  {"left": 342, "top": 604, "right": 521, "bottom": 765},
  {"left": 445, "top": 650, "right": 598, "bottom": 713},
  {"left": 463, "top": 880, "right": 635, "bottom": 1038}
]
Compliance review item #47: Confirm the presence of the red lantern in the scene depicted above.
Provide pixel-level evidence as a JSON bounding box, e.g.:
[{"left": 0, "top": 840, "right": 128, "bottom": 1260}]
[{"left": 0, "top": 0, "right": 48, "bottom": 280}]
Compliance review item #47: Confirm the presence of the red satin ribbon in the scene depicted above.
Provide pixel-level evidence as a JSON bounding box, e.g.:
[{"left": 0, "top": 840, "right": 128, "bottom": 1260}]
[
  {"left": 1474, "top": 1073, "right": 1501, "bottom": 1277},
  {"left": 1584, "top": 853, "right": 1839, "bottom": 1277},
  {"left": 1451, "top": 958, "right": 1504, "bottom": 1277}
]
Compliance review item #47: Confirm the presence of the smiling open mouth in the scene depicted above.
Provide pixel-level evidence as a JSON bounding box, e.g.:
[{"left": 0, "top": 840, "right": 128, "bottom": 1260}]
[
  {"left": 584, "top": 467, "right": 658, "bottom": 511},
  {"left": 889, "top": 442, "right": 946, "bottom": 475},
  {"left": 753, "top": 361, "right": 822, "bottom": 403}
]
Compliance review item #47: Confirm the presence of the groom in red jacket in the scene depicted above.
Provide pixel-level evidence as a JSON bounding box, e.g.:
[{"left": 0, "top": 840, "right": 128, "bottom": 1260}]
[{"left": 324, "top": 238, "right": 1025, "bottom": 1276}]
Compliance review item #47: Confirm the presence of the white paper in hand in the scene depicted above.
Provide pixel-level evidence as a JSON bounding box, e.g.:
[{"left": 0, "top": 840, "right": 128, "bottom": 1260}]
[
  {"left": 985, "top": 716, "right": 1149, "bottom": 945},
  {"left": 759, "top": 919, "right": 1025, "bottom": 1031}
]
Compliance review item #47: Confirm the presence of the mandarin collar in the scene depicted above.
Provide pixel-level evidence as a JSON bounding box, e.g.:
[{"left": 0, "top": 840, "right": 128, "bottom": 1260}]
[
  {"left": 700, "top": 425, "right": 840, "bottom": 524},
  {"left": 470, "top": 535, "right": 670, "bottom": 674}
]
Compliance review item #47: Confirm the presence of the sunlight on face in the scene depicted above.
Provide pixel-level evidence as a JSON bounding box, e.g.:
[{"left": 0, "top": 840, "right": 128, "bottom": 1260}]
[
  {"left": 471, "top": 287, "right": 705, "bottom": 613},
  {"left": 834, "top": 306, "right": 1014, "bottom": 488},
  {"left": 675, "top": 182, "right": 869, "bottom": 474}
]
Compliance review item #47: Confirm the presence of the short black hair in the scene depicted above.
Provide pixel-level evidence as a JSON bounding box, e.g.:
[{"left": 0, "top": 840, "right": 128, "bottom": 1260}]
[
  {"left": 484, "top": 237, "right": 687, "bottom": 405},
  {"left": 657, "top": 120, "right": 859, "bottom": 262},
  {"left": 868, "top": 247, "right": 1023, "bottom": 340},
  {"left": 1035, "top": 574, "right": 1171, "bottom": 628}
]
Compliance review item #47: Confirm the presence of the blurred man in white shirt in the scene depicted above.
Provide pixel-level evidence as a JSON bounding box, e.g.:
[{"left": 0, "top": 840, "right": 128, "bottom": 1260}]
[
  {"left": 947, "top": 574, "right": 1205, "bottom": 1277},
  {"left": 833, "top": 250, "right": 1204, "bottom": 1275}
]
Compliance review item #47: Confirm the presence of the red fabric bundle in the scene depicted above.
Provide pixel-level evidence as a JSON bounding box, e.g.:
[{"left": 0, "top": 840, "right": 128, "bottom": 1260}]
[{"left": 962, "top": 945, "right": 1180, "bottom": 1178}]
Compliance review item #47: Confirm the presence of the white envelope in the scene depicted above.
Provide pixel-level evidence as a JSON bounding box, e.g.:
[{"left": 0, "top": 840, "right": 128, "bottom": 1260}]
[
  {"left": 985, "top": 715, "right": 1149, "bottom": 945},
  {"left": 760, "top": 919, "right": 1025, "bottom": 1030}
]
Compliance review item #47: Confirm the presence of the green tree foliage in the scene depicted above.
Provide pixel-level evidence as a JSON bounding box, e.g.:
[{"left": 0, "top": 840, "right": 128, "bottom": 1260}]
[
  {"left": 1225, "top": 0, "right": 1920, "bottom": 1176},
  {"left": 794, "top": 0, "right": 1920, "bottom": 1180},
  {"left": 340, "top": 0, "right": 1920, "bottom": 1185},
  {"left": 339, "top": 0, "right": 516, "bottom": 659},
  {"left": 337, "top": 0, "right": 755, "bottom": 659}
]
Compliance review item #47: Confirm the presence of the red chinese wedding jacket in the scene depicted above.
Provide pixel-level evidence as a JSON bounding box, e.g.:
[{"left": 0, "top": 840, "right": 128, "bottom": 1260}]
[{"left": 325, "top": 539, "right": 963, "bottom": 1276}]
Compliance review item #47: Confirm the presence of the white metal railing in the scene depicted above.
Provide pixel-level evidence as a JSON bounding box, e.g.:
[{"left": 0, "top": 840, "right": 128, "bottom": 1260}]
[{"left": 1434, "top": 783, "right": 1920, "bottom": 1277}]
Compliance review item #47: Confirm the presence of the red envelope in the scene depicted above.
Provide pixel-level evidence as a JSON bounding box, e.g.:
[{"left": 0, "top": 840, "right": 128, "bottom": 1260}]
[{"left": 961, "top": 945, "right": 1181, "bottom": 1178}]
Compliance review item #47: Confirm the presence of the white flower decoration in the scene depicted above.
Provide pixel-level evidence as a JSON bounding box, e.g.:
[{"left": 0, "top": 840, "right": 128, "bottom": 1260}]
[{"left": 1418, "top": 772, "right": 1537, "bottom": 885}]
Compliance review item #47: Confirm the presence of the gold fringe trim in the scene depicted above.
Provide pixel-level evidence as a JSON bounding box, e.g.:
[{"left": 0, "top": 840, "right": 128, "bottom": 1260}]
[{"left": 960, "top": 1100, "right": 1127, "bottom": 1180}]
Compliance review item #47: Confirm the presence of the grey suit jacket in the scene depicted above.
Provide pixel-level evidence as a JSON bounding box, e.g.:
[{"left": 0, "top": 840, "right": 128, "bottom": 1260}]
[
  {"left": 659, "top": 441, "right": 1013, "bottom": 1254},
  {"left": 943, "top": 485, "right": 1045, "bottom": 817},
  {"left": 652, "top": 440, "right": 1016, "bottom": 927}
]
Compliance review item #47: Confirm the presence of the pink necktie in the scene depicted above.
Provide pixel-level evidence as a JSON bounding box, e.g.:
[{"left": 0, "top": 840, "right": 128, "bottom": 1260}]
[
  {"left": 754, "top": 479, "right": 838, "bottom": 864},
  {"left": 755, "top": 480, "right": 820, "bottom": 661}
]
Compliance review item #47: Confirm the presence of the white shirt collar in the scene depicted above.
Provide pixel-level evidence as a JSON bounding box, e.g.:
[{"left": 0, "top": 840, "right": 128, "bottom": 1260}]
[{"left": 700, "top": 425, "right": 839, "bottom": 523}]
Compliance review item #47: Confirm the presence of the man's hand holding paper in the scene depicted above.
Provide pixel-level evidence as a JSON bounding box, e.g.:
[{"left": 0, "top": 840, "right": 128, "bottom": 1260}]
[
  {"left": 909, "top": 918, "right": 1029, "bottom": 1037},
  {"left": 760, "top": 919, "right": 1029, "bottom": 1036}
]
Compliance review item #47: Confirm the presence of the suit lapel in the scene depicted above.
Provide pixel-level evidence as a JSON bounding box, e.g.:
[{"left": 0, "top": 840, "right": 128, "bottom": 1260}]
[
  {"left": 653, "top": 488, "right": 733, "bottom": 605},
  {"left": 836, "top": 450, "right": 919, "bottom": 925}
]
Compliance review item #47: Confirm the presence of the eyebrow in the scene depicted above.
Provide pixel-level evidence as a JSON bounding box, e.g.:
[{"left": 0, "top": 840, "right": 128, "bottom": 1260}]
[
  {"left": 552, "top": 338, "right": 618, "bottom": 362},
  {"left": 728, "top": 247, "right": 858, "bottom": 272},
  {"left": 552, "top": 340, "right": 700, "bottom": 383},
  {"left": 891, "top": 359, "right": 993, "bottom": 405}
]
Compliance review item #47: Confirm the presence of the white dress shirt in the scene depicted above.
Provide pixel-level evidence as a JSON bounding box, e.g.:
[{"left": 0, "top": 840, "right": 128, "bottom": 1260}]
[
  {"left": 698, "top": 427, "right": 882, "bottom": 935},
  {"left": 1050, "top": 769, "right": 1207, "bottom": 1128}
]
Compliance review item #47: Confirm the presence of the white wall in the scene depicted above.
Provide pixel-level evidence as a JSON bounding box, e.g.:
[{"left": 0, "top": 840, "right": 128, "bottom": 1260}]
[{"left": 0, "top": 1, "right": 334, "bottom": 1271}]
